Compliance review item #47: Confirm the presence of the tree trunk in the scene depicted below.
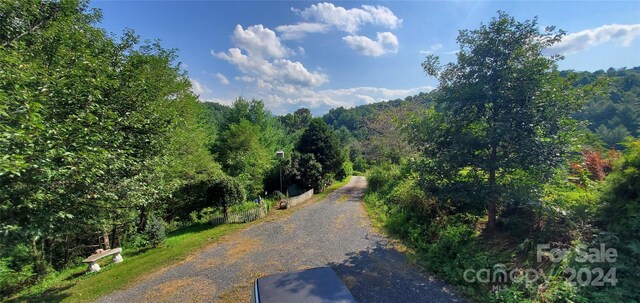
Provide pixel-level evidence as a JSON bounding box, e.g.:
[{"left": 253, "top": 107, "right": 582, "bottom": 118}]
[
  {"left": 41, "top": 239, "right": 45, "bottom": 265},
  {"left": 110, "top": 223, "right": 118, "bottom": 248},
  {"left": 32, "top": 237, "right": 39, "bottom": 267},
  {"left": 138, "top": 206, "right": 147, "bottom": 233},
  {"left": 64, "top": 233, "right": 69, "bottom": 266},
  {"left": 487, "top": 145, "right": 498, "bottom": 229},
  {"left": 103, "top": 233, "right": 110, "bottom": 250},
  {"left": 32, "top": 237, "right": 45, "bottom": 276}
]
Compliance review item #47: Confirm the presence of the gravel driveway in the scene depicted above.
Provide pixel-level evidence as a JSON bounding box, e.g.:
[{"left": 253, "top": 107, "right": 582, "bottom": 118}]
[{"left": 98, "top": 176, "right": 465, "bottom": 303}]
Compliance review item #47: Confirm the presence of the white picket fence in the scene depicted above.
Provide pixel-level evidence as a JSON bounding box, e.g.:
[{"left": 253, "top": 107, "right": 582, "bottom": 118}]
[{"left": 210, "top": 204, "right": 269, "bottom": 225}]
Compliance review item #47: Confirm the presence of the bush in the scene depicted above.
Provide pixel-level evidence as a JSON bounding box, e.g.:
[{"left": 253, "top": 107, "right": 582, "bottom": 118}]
[
  {"left": 352, "top": 155, "right": 368, "bottom": 172},
  {"left": 0, "top": 258, "right": 34, "bottom": 298},
  {"left": 144, "top": 215, "right": 166, "bottom": 248},
  {"left": 272, "top": 190, "right": 286, "bottom": 201},
  {"left": 228, "top": 200, "right": 262, "bottom": 212},
  {"left": 429, "top": 224, "right": 475, "bottom": 259},
  {"left": 366, "top": 164, "right": 401, "bottom": 193},
  {"left": 208, "top": 175, "right": 246, "bottom": 213},
  {"left": 336, "top": 160, "right": 353, "bottom": 181},
  {"left": 591, "top": 139, "right": 640, "bottom": 302}
]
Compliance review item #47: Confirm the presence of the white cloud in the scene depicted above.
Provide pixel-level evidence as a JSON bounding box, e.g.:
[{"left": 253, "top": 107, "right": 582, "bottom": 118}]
[
  {"left": 420, "top": 43, "right": 444, "bottom": 55},
  {"left": 547, "top": 24, "right": 640, "bottom": 55},
  {"left": 231, "top": 24, "right": 290, "bottom": 59},
  {"left": 343, "top": 32, "right": 399, "bottom": 57},
  {"left": 294, "top": 2, "right": 402, "bottom": 34},
  {"left": 209, "top": 5, "right": 415, "bottom": 114},
  {"left": 215, "top": 73, "right": 229, "bottom": 85},
  {"left": 190, "top": 78, "right": 212, "bottom": 95},
  {"left": 275, "top": 22, "right": 330, "bottom": 40},
  {"left": 214, "top": 48, "right": 328, "bottom": 88}
]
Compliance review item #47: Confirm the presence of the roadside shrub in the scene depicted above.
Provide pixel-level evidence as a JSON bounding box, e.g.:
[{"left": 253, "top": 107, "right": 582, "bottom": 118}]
[
  {"left": 272, "top": 190, "right": 286, "bottom": 201},
  {"left": 129, "top": 234, "right": 150, "bottom": 249},
  {"left": 428, "top": 224, "right": 475, "bottom": 259},
  {"left": 336, "top": 160, "right": 353, "bottom": 180},
  {"left": 389, "top": 177, "right": 421, "bottom": 204},
  {"left": 188, "top": 207, "right": 221, "bottom": 225},
  {"left": 352, "top": 155, "right": 368, "bottom": 172},
  {"left": 492, "top": 264, "right": 585, "bottom": 303},
  {"left": 366, "top": 164, "right": 401, "bottom": 193},
  {"left": 591, "top": 139, "right": 640, "bottom": 303}
]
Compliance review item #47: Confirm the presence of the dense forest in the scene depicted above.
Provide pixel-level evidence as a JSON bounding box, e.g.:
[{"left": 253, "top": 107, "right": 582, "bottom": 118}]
[{"left": 1, "top": 2, "right": 639, "bottom": 303}]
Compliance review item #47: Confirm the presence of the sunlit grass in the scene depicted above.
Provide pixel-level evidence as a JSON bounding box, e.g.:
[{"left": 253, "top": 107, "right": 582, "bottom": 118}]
[{"left": 9, "top": 223, "right": 246, "bottom": 303}]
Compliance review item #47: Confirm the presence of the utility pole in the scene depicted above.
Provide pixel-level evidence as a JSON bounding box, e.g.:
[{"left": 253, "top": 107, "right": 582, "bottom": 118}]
[{"left": 276, "top": 150, "right": 285, "bottom": 193}]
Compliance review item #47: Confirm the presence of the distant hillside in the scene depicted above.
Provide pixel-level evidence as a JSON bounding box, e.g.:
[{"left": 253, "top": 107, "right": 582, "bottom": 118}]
[
  {"left": 564, "top": 67, "right": 640, "bottom": 147},
  {"left": 322, "top": 91, "right": 433, "bottom": 138},
  {"left": 322, "top": 67, "right": 640, "bottom": 148}
]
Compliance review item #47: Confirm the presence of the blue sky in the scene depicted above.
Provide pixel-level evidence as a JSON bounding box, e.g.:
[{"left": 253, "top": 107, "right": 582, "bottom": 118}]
[{"left": 92, "top": 1, "right": 640, "bottom": 115}]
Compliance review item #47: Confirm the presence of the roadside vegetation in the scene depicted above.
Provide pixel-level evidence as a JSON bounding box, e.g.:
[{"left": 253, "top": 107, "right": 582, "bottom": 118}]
[
  {"left": 0, "top": 1, "right": 350, "bottom": 300},
  {"left": 345, "top": 13, "right": 639, "bottom": 303}
]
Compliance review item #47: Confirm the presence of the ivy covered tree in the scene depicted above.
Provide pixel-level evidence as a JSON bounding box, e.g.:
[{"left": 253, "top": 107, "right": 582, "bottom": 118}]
[
  {"left": 418, "top": 12, "right": 587, "bottom": 229},
  {"left": 283, "top": 152, "right": 324, "bottom": 193}
]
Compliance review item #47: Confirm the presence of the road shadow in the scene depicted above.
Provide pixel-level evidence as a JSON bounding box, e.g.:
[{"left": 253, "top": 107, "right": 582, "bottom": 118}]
[{"left": 327, "top": 240, "right": 466, "bottom": 303}]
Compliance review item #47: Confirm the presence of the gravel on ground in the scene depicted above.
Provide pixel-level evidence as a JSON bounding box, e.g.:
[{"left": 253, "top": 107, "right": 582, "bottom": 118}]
[{"left": 97, "top": 176, "right": 466, "bottom": 303}]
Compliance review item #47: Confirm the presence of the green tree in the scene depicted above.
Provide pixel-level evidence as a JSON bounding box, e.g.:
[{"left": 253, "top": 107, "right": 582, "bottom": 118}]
[
  {"left": 297, "top": 118, "right": 344, "bottom": 176},
  {"left": 419, "top": 12, "right": 584, "bottom": 228},
  {"left": 0, "top": 0, "right": 222, "bottom": 289},
  {"left": 364, "top": 104, "right": 421, "bottom": 164},
  {"left": 208, "top": 176, "right": 246, "bottom": 215},
  {"left": 279, "top": 107, "right": 312, "bottom": 133},
  {"left": 217, "top": 119, "right": 270, "bottom": 197},
  {"left": 283, "top": 152, "right": 324, "bottom": 193}
]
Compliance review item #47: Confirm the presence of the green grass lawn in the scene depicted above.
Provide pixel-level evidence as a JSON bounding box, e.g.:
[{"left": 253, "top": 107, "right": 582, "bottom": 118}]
[
  {"left": 7, "top": 177, "right": 353, "bottom": 303},
  {"left": 7, "top": 223, "right": 246, "bottom": 303}
]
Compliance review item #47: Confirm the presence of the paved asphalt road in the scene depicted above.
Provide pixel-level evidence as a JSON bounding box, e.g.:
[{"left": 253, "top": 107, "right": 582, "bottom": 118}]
[{"left": 97, "top": 176, "right": 465, "bottom": 303}]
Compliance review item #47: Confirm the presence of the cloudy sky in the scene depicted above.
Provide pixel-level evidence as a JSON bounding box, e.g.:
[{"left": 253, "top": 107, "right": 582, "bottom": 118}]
[{"left": 92, "top": 1, "right": 640, "bottom": 115}]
